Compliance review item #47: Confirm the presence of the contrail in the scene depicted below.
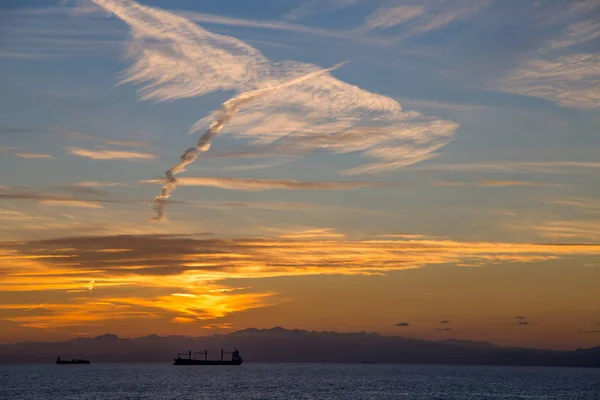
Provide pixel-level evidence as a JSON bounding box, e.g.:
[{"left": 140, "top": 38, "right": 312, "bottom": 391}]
[
  {"left": 152, "top": 62, "right": 347, "bottom": 222},
  {"left": 87, "top": 0, "right": 457, "bottom": 221}
]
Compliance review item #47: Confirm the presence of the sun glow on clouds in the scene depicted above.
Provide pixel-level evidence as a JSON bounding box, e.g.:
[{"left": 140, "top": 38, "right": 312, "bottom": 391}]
[{"left": 1, "top": 233, "right": 600, "bottom": 329}]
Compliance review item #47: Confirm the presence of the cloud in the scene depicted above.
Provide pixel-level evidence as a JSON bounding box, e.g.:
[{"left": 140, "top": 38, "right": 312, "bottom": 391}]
[
  {"left": 435, "top": 327, "right": 452, "bottom": 331},
  {"left": 0, "top": 51, "right": 51, "bottom": 60},
  {"left": 61, "top": 130, "right": 155, "bottom": 148},
  {"left": 180, "top": 10, "right": 353, "bottom": 41},
  {"left": 72, "top": 181, "right": 130, "bottom": 188},
  {"left": 507, "top": 220, "right": 600, "bottom": 242},
  {"left": 374, "top": 234, "right": 436, "bottom": 240},
  {"left": 500, "top": 54, "right": 600, "bottom": 109},
  {"left": 394, "top": 322, "right": 410, "bottom": 327},
  {"left": 1, "top": 6, "right": 123, "bottom": 60},
  {"left": 88, "top": 0, "right": 457, "bottom": 181},
  {"left": 3, "top": 233, "right": 600, "bottom": 329},
  {"left": 56, "top": 181, "right": 131, "bottom": 197},
  {"left": 537, "top": 1, "right": 600, "bottom": 51},
  {"left": 0, "top": 146, "right": 53, "bottom": 159},
  {"left": 440, "top": 319, "right": 450, "bottom": 324},
  {"left": 283, "top": 0, "right": 322, "bottom": 21},
  {"left": 141, "top": 177, "right": 391, "bottom": 191},
  {"left": 39, "top": 200, "right": 104, "bottom": 209},
  {"left": 434, "top": 180, "right": 563, "bottom": 188},
  {"left": 0, "top": 126, "right": 36, "bottom": 135},
  {"left": 172, "top": 317, "right": 195, "bottom": 323},
  {"left": 364, "top": 6, "right": 425, "bottom": 30},
  {"left": 480, "top": 180, "right": 561, "bottom": 187},
  {"left": 516, "top": 316, "right": 529, "bottom": 326},
  {"left": 66, "top": 147, "right": 156, "bottom": 160},
  {"left": 0, "top": 186, "right": 136, "bottom": 208},
  {"left": 547, "top": 19, "right": 600, "bottom": 50},
  {"left": 14, "top": 153, "right": 54, "bottom": 159},
  {"left": 360, "top": 0, "right": 491, "bottom": 38},
  {"left": 548, "top": 197, "right": 600, "bottom": 213},
  {"left": 414, "top": 161, "right": 600, "bottom": 174},
  {"left": 103, "top": 140, "right": 153, "bottom": 147},
  {"left": 282, "top": 0, "right": 366, "bottom": 22},
  {"left": 280, "top": 228, "right": 346, "bottom": 239}
]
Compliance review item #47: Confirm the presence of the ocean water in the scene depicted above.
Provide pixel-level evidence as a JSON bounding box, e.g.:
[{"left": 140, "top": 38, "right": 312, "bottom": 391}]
[{"left": 1, "top": 363, "right": 599, "bottom": 400}]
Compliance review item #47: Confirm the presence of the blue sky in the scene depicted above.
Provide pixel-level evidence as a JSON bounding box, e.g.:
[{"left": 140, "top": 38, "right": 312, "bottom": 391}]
[
  {"left": 1, "top": 0, "right": 599, "bottom": 241},
  {"left": 0, "top": 0, "right": 599, "bottom": 347}
]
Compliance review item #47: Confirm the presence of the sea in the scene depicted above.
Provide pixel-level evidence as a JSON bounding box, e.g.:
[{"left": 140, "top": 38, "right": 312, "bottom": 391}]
[{"left": 1, "top": 363, "right": 599, "bottom": 399}]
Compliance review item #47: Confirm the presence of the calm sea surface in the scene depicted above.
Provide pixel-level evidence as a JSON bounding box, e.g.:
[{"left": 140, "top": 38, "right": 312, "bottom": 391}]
[{"left": 1, "top": 363, "right": 599, "bottom": 399}]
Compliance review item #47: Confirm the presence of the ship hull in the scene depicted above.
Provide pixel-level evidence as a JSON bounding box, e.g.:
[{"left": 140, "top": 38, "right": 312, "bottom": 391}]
[
  {"left": 56, "top": 361, "right": 90, "bottom": 364},
  {"left": 173, "top": 359, "right": 243, "bottom": 366}
]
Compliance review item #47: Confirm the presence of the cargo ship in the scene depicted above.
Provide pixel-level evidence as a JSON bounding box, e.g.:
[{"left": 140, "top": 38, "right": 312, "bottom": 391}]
[
  {"left": 56, "top": 356, "right": 90, "bottom": 364},
  {"left": 173, "top": 349, "right": 243, "bottom": 365}
]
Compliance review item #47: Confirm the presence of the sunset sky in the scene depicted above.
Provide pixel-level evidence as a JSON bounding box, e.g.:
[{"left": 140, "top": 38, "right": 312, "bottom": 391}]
[{"left": 1, "top": 0, "right": 599, "bottom": 350}]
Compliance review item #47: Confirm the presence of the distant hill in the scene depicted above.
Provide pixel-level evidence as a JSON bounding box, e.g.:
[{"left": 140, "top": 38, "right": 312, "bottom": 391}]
[{"left": 0, "top": 327, "right": 598, "bottom": 367}]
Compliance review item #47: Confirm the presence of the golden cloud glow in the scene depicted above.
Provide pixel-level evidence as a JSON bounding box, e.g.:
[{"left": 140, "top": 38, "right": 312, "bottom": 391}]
[{"left": 1, "top": 232, "right": 599, "bottom": 332}]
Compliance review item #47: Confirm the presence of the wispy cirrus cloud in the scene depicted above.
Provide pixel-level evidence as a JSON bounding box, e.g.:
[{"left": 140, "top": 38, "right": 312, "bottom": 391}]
[
  {"left": 141, "top": 177, "right": 392, "bottom": 191},
  {"left": 88, "top": 0, "right": 457, "bottom": 187},
  {"left": 359, "top": 0, "right": 492, "bottom": 39},
  {"left": 0, "top": 146, "right": 53, "bottom": 159},
  {"left": 179, "top": 10, "right": 352, "bottom": 40},
  {"left": 548, "top": 197, "right": 600, "bottom": 213},
  {"left": 547, "top": 19, "right": 600, "bottom": 50},
  {"left": 507, "top": 219, "right": 600, "bottom": 242},
  {"left": 282, "top": 0, "right": 365, "bottom": 22},
  {"left": 0, "top": 186, "right": 137, "bottom": 209},
  {"left": 363, "top": 5, "right": 425, "bottom": 31},
  {"left": 0, "top": 51, "right": 51, "bottom": 60},
  {"left": 414, "top": 161, "right": 600, "bottom": 174},
  {"left": 38, "top": 200, "right": 104, "bottom": 209},
  {"left": 433, "top": 180, "right": 563, "bottom": 188},
  {"left": 489, "top": 0, "right": 600, "bottom": 109},
  {"left": 280, "top": 228, "right": 346, "bottom": 239},
  {"left": 66, "top": 147, "right": 156, "bottom": 160},
  {"left": 0, "top": 6, "right": 123, "bottom": 59},
  {"left": 62, "top": 130, "right": 155, "bottom": 148},
  {"left": 500, "top": 54, "right": 600, "bottom": 109}
]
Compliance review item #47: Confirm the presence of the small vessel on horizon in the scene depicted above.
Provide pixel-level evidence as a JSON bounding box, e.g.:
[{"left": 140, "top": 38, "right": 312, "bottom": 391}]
[
  {"left": 173, "top": 349, "right": 243, "bottom": 365},
  {"left": 56, "top": 356, "right": 90, "bottom": 364}
]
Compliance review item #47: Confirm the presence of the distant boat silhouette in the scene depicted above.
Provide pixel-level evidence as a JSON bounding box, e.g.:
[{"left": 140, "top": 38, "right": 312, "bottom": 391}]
[
  {"left": 56, "top": 355, "right": 90, "bottom": 364},
  {"left": 173, "top": 349, "right": 243, "bottom": 365}
]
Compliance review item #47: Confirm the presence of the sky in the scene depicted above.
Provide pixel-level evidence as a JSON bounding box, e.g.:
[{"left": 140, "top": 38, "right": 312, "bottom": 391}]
[{"left": 0, "top": 0, "right": 599, "bottom": 350}]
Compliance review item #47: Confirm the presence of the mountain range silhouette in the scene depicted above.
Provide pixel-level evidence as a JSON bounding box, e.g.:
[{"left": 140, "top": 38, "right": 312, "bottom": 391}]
[{"left": 1, "top": 327, "right": 598, "bottom": 367}]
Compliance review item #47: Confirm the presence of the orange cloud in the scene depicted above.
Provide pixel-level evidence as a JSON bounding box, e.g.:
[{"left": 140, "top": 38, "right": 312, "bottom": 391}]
[
  {"left": 142, "top": 177, "right": 390, "bottom": 191},
  {"left": 1, "top": 233, "right": 599, "bottom": 330}
]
